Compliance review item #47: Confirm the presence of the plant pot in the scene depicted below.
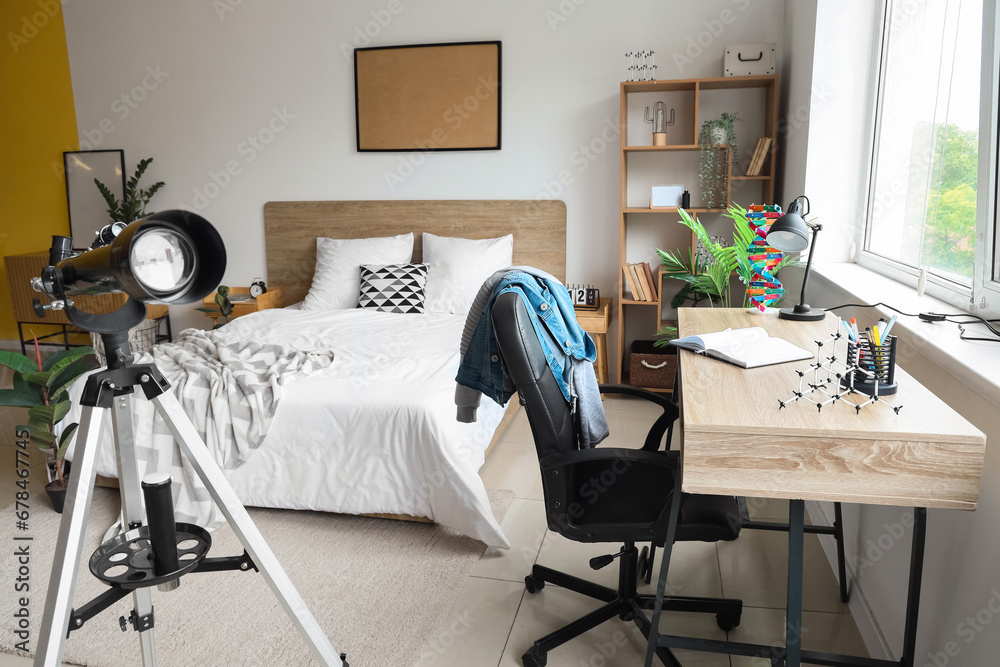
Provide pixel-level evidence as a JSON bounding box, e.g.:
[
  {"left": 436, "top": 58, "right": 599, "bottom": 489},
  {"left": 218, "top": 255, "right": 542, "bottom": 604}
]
[
  {"left": 45, "top": 481, "right": 67, "bottom": 513},
  {"left": 710, "top": 127, "right": 727, "bottom": 145}
]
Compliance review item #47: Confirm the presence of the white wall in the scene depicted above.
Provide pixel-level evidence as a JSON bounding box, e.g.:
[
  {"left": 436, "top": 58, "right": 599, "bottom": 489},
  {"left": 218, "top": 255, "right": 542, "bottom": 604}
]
[{"left": 61, "top": 0, "right": 784, "bottom": 365}]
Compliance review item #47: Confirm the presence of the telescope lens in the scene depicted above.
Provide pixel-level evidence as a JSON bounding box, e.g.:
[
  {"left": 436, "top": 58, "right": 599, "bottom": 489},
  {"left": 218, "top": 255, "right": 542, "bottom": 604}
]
[{"left": 129, "top": 229, "right": 194, "bottom": 292}]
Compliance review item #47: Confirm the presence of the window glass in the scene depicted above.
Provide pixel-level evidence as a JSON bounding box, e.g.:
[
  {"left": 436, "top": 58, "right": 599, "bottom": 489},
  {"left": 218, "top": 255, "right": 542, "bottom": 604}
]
[{"left": 867, "top": 0, "right": 982, "bottom": 285}]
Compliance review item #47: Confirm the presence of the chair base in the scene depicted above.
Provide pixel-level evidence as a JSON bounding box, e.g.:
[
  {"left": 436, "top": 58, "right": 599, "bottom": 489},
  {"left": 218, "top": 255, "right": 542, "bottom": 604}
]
[{"left": 521, "top": 545, "right": 743, "bottom": 667}]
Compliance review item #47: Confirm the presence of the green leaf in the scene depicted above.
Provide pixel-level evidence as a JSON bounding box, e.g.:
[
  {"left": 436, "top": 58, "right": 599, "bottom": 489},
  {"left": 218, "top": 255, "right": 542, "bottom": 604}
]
[
  {"left": 28, "top": 401, "right": 70, "bottom": 427},
  {"left": 48, "top": 357, "right": 98, "bottom": 399},
  {"left": 0, "top": 386, "right": 44, "bottom": 407},
  {"left": 41, "top": 346, "right": 94, "bottom": 371},
  {"left": 56, "top": 423, "right": 79, "bottom": 460},
  {"left": 0, "top": 350, "right": 37, "bottom": 375},
  {"left": 196, "top": 306, "right": 221, "bottom": 313},
  {"left": 21, "top": 370, "right": 52, "bottom": 386},
  {"left": 20, "top": 425, "right": 56, "bottom": 447}
]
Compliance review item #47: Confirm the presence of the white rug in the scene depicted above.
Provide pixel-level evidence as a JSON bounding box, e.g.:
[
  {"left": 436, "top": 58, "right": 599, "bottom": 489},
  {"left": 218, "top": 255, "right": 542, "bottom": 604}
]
[{"left": 0, "top": 487, "right": 514, "bottom": 666}]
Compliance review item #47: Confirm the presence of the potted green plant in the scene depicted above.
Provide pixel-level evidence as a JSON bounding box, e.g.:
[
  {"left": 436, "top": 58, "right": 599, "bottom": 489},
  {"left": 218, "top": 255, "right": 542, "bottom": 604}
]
[
  {"left": 94, "top": 157, "right": 165, "bottom": 224},
  {"left": 654, "top": 204, "right": 798, "bottom": 346},
  {"left": 698, "top": 112, "right": 741, "bottom": 209},
  {"left": 195, "top": 284, "right": 234, "bottom": 328},
  {"left": 0, "top": 344, "right": 100, "bottom": 512}
]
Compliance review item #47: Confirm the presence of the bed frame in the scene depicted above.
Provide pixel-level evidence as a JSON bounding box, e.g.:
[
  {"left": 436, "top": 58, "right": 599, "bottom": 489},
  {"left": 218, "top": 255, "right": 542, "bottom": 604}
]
[{"left": 262, "top": 199, "right": 567, "bottom": 522}]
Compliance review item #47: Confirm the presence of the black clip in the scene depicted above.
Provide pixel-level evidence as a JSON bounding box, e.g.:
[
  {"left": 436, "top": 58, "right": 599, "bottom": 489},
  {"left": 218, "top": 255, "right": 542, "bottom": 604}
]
[{"left": 119, "top": 607, "right": 154, "bottom": 633}]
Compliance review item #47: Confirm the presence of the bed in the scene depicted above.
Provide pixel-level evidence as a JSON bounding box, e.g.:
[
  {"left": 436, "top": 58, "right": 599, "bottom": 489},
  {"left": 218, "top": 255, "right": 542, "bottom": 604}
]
[{"left": 66, "top": 200, "right": 566, "bottom": 549}]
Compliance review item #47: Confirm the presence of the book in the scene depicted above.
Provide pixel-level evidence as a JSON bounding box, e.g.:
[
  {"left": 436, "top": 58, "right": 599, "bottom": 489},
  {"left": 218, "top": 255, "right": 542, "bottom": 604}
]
[
  {"left": 622, "top": 264, "right": 638, "bottom": 300},
  {"left": 669, "top": 326, "right": 813, "bottom": 369},
  {"left": 641, "top": 262, "right": 658, "bottom": 300},
  {"left": 748, "top": 136, "right": 771, "bottom": 176},
  {"left": 746, "top": 137, "right": 765, "bottom": 176},
  {"left": 628, "top": 263, "right": 649, "bottom": 301}
]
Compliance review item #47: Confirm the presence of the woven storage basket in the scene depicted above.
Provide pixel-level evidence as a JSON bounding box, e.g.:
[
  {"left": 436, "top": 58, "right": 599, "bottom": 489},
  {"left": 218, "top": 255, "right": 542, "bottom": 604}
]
[{"left": 628, "top": 340, "right": 677, "bottom": 389}]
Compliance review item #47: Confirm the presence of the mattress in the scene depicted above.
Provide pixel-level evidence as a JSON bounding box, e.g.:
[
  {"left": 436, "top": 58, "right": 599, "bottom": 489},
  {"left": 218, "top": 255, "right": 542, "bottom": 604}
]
[{"left": 70, "top": 308, "right": 510, "bottom": 548}]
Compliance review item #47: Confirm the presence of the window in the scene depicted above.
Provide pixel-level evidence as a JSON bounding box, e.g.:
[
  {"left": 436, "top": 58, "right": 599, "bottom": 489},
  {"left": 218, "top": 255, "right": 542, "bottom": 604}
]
[{"left": 861, "top": 0, "right": 992, "bottom": 309}]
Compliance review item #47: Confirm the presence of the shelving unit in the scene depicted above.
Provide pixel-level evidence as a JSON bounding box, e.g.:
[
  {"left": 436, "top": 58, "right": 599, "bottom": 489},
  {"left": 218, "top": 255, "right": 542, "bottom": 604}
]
[{"left": 616, "top": 75, "right": 779, "bottom": 390}]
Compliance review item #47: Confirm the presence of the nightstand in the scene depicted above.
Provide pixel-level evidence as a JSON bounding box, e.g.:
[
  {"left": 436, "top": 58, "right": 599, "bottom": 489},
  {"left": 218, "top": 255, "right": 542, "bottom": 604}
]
[
  {"left": 202, "top": 286, "right": 284, "bottom": 327},
  {"left": 575, "top": 297, "right": 612, "bottom": 384}
]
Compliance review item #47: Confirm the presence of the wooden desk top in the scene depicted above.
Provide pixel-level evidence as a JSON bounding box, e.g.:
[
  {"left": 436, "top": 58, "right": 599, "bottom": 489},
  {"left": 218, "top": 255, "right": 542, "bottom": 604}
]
[{"left": 677, "top": 308, "right": 985, "bottom": 510}]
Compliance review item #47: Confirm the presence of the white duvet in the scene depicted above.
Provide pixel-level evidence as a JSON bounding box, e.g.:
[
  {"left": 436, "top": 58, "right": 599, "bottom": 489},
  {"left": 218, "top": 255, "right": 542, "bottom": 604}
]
[{"left": 72, "top": 308, "right": 510, "bottom": 548}]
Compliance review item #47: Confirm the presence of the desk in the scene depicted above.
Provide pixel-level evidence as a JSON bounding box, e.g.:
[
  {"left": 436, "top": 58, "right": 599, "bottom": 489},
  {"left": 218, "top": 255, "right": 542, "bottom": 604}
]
[
  {"left": 645, "top": 309, "right": 986, "bottom": 667},
  {"left": 574, "top": 297, "right": 612, "bottom": 384}
]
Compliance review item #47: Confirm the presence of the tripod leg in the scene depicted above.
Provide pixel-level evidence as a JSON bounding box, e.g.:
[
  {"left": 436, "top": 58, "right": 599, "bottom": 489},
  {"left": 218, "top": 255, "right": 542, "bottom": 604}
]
[
  {"left": 110, "top": 393, "right": 158, "bottom": 667},
  {"left": 34, "top": 405, "right": 106, "bottom": 667},
  {"left": 151, "top": 391, "right": 344, "bottom": 666}
]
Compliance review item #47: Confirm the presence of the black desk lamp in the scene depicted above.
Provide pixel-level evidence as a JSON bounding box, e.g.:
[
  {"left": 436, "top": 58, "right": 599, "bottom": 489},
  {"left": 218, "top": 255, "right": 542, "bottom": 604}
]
[{"left": 766, "top": 195, "right": 825, "bottom": 321}]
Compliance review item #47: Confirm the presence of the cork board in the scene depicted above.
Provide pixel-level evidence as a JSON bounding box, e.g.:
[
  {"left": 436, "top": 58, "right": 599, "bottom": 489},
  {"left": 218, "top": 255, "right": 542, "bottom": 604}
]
[{"left": 354, "top": 41, "right": 501, "bottom": 151}]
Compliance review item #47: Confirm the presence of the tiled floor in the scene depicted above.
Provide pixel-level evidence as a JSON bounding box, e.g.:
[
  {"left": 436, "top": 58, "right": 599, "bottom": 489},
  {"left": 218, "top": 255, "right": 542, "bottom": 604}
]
[{"left": 0, "top": 387, "right": 868, "bottom": 666}]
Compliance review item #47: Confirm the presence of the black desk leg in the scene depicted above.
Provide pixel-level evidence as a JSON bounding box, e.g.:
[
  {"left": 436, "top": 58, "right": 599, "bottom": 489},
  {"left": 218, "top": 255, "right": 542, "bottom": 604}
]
[
  {"left": 786, "top": 499, "right": 805, "bottom": 667},
  {"left": 834, "top": 502, "right": 849, "bottom": 603},
  {"left": 901, "top": 507, "right": 927, "bottom": 667},
  {"left": 644, "top": 478, "right": 683, "bottom": 667}
]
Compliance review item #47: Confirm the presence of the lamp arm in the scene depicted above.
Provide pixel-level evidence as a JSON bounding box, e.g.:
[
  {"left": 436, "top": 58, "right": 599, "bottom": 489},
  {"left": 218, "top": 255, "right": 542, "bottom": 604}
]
[{"left": 798, "top": 224, "right": 821, "bottom": 306}]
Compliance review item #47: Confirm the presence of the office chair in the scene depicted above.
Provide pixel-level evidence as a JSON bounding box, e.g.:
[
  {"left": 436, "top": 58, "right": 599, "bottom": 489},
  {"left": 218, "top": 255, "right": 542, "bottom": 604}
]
[{"left": 491, "top": 292, "right": 744, "bottom": 667}]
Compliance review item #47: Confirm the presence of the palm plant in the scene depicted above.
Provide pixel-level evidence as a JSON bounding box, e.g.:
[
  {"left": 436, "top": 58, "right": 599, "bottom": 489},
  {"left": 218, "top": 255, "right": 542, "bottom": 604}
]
[
  {"left": 94, "top": 157, "right": 165, "bottom": 224},
  {"left": 654, "top": 205, "right": 799, "bottom": 345}
]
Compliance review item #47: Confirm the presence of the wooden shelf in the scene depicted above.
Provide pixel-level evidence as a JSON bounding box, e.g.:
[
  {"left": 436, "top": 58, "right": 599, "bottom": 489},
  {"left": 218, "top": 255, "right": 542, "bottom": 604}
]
[
  {"left": 624, "top": 144, "right": 699, "bottom": 152},
  {"left": 616, "top": 74, "right": 779, "bottom": 384},
  {"left": 623, "top": 207, "right": 727, "bottom": 214}
]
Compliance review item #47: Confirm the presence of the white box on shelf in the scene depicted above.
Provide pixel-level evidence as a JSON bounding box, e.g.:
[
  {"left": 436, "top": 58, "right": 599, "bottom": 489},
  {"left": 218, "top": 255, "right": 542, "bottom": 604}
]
[
  {"left": 650, "top": 185, "right": 684, "bottom": 208},
  {"left": 723, "top": 43, "right": 776, "bottom": 77}
]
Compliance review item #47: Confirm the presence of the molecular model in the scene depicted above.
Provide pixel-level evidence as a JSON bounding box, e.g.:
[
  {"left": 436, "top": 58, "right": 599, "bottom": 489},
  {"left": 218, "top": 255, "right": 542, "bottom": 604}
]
[{"left": 778, "top": 320, "right": 903, "bottom": 415}]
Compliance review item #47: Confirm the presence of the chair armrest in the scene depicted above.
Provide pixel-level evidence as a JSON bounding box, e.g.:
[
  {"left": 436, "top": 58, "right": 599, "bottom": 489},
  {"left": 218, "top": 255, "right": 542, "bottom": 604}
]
[{"left": 597, "top": 384, "right": 678, "bottom": 452}]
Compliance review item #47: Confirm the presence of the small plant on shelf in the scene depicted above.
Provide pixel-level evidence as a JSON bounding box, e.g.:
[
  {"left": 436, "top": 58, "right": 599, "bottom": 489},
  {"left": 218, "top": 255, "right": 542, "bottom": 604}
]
[
  {"left": 698, "top": 112, "right": 741, "bottom": 209},
  {"left": 0, "top": 343, "right": 100, "bottom": 511}
]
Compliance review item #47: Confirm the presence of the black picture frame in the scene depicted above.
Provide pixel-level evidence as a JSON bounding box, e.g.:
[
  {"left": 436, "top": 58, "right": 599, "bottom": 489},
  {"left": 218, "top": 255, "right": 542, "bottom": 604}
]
[
  {"left": 354, "top": 40, "right": 502, "bottom": 152},
  {"left": 64, "top": 149, "right": 125, "bottom": 249}
]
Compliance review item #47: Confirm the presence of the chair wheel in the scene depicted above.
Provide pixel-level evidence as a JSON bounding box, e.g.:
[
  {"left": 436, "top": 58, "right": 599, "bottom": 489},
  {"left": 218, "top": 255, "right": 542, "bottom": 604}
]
[
  {"left": 716, "top": 612, "right": 741, "bottom": 631},
  {"left": 522, "top": 646, "right": 547, "bottom": 667},
  {"left": 524, "top": 575, "right": 545, "bottom": 594}
]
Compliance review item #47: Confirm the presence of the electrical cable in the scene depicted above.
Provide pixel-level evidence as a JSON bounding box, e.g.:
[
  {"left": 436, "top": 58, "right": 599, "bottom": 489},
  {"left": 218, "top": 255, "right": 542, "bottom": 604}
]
[{"left": 824, "top": 302, "right": 1000, "bottom": 343}]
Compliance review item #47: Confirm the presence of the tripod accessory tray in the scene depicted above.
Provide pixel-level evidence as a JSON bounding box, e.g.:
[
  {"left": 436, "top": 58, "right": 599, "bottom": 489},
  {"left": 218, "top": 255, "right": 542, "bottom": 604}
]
[{"left": 90, "top": 523, "right": 211, "bottom": 589}]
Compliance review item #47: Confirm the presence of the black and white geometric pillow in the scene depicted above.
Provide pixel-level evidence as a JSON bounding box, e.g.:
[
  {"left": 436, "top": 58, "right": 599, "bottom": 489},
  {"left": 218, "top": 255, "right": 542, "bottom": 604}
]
[{"left": 357, "top": 263, "right": 429, "bottom": 313}]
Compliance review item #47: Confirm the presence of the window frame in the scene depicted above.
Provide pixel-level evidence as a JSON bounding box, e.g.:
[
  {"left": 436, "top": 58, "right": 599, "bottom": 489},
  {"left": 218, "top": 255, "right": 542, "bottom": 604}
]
[{"left": 858, "top": 0, "right": 999, "bottom": 317}]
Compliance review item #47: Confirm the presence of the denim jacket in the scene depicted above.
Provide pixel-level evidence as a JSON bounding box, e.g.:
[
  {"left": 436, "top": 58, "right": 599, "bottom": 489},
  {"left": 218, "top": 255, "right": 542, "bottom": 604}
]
[{"left": 456, "top": 269, "right": 609, "bottom": 447}]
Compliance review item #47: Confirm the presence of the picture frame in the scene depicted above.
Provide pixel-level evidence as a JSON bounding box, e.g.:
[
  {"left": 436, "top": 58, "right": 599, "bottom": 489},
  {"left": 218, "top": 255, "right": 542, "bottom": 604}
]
[
  {"left": 354, "top": 41, "right": 502, "bottom": 152},
  {"left": 63, "top": 149, "right": 125, "bottom": 249}
]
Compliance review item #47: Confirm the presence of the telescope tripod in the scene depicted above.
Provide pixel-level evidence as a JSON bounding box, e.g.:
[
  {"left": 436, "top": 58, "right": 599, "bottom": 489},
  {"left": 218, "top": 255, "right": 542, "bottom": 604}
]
[{"left": 33, "top": 338, "right": 347, "bottom": 667}]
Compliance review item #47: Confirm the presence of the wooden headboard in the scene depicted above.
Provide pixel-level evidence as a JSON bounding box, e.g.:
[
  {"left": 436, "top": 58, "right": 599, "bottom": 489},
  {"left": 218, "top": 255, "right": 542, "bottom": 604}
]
[{"left": 263, "top": 200, "right": 567, "bottom": 305}]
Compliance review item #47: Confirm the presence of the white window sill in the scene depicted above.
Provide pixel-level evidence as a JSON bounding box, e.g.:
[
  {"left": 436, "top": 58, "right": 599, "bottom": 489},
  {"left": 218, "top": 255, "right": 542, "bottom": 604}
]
[{"left": 795, "top": 262, "right": 1000, "bottom": 408}]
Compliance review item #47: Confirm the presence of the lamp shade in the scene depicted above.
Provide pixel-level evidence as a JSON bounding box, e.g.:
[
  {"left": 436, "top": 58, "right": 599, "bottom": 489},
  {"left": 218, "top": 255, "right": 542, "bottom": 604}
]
[{"left": 766, "top": 201, "right": 810, "bottom": 252}]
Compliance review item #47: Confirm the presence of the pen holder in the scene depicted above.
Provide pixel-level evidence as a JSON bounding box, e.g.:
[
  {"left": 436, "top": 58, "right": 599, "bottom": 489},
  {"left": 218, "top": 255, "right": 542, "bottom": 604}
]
[{"left": 844, "top": 335, "right": 898, "bottom": 396}]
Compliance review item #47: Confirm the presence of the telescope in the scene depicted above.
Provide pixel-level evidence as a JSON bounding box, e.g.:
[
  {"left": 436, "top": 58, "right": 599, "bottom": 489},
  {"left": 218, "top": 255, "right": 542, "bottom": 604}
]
[
  {"left": 33, "top": 210, "right": 226, "bottom": 337},
  {"left": 31, "top": 210, "right": 346, "bottom": 667}
]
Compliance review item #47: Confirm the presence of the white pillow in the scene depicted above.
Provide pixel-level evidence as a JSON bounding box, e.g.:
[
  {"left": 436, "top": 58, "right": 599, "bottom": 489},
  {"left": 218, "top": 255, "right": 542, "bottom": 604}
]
[
  {"left": 301, "top": 233, "right": 414, "bottom": 310},
  {"left": 422, "top": 233, "right": 513, "bottom": 314}
]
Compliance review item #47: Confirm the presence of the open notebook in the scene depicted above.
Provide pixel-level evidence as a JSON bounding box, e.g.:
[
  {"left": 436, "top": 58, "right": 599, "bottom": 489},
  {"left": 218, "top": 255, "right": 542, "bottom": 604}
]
[{"left": 669, "top": 326, "right": 813, "bottom": 369}]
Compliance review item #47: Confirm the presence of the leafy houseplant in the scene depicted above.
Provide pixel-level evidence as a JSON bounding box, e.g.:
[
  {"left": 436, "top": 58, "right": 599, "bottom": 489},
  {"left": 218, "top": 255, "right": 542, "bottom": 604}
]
[
  {"left": 698, "top": 112, "right": 741, "bottom": 209},
  {"left": 196, "top": 285, "right": 234, "bottom": 328},
  {"left": 94, "top": 157, "right": 165, "bottom": 224},
  {"left": 0, "top": 344, "right": 100, "bottom": 511},
  {"left": 654, "top": 205, "right": 798, "bottom": 347}
]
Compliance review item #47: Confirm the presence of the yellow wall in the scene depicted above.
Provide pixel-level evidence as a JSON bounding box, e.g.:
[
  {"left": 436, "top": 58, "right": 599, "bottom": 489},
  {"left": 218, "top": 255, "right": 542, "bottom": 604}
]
[{"left": 0, "top": 0, "right": 78, "bottom": 343}]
